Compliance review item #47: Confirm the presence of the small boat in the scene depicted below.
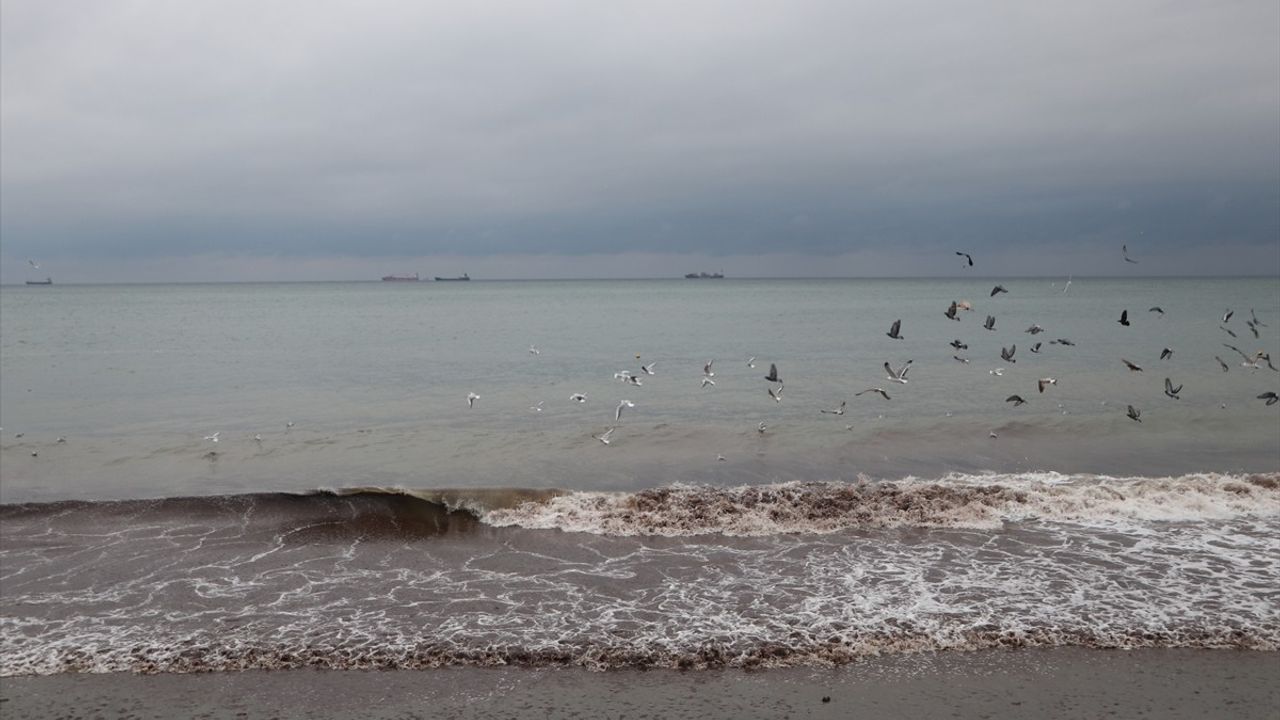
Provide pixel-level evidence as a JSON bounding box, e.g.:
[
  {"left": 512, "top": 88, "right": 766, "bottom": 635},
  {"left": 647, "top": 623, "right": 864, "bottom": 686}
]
[
  {"left": 381, "top": 273, "right": 420, "bottom": 282},
  {"left": 434, "top": 273, "right": 470, "bottom": 281},
  {"left": 684, "top": 271, "right": 724, "bottom": 279},
  {"left": 25, "top": 278, "right": 53, "bottom": 285}
]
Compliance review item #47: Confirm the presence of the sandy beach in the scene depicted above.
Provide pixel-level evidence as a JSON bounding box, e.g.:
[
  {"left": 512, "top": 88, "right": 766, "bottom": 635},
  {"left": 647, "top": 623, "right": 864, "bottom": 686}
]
[{"left": 2, "top": 648, "right": 1276, "bottom": 719}]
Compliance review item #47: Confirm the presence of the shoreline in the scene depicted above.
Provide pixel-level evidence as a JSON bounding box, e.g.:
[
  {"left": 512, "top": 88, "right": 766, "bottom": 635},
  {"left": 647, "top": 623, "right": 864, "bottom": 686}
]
[{"left": 1, "top": 648, "right": 1276, "bottom": 719}]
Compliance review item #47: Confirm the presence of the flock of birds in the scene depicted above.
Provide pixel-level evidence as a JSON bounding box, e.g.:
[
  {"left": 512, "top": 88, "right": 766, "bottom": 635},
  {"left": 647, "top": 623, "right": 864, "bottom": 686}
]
[{"left": 461, "top": 247, "right": 1278, "bottom": 448}]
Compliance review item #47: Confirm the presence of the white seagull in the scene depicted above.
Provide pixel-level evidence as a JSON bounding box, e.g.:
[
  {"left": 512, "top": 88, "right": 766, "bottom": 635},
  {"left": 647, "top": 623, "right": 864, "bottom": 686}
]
[
  {"left": 467, "top": 392, "right": 480, "bottom": 408},
  {"left": 884, "top": 360, "right": 912, "bottom": 384},
  {"left": 593, "top": 427, "right": 615, "bottom": 445},
  {"left": 204, "top": 432, "right": 220, "bottom": 443},
  {"left": 570, "top": 393, "right": 588, "bottom": 403},
  {"left": 615, "top": 400, "right": 635, "bottom": 422}
]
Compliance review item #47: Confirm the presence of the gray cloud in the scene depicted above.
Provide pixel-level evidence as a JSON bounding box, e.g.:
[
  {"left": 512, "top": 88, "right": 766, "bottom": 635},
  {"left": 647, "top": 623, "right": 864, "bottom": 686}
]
[{"left": 3, "top": 0, "right": 1277, "bottom": 281}]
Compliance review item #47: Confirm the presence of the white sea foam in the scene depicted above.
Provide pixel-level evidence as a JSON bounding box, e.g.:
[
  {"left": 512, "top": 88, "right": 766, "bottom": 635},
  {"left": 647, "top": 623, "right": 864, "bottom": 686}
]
[{"left": 481, "top": 473, "right": 1280, "bottom": 536}]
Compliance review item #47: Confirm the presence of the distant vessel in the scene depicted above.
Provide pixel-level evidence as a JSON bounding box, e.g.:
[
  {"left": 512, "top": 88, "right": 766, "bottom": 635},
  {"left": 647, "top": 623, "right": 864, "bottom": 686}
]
[
  {"left": 381, "top": 273, "right": 420, "bottom": 282},
  {"left": 684, "top": 271, "right": 724, "bottom": 279},
  {"left": 25, "top": 278, "right": 53, "bottom": 285},
  {"left": 434, "top": 273, "right": 470, "bottom": 281}
]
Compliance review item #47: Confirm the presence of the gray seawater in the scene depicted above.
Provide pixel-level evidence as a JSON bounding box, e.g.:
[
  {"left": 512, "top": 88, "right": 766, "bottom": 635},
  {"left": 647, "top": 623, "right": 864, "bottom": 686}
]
[
  {"left": 1, "top": 278, "right": 1278, "bottom": 675},
  {"left": 2, "top": 278, "right": 1278, "bottom": 501}
]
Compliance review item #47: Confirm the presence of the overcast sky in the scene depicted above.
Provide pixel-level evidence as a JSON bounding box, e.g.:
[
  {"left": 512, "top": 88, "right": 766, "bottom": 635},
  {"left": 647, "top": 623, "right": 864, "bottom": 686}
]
[{"left": 2, "top": 0, "right": 1277, "bottom": 282}]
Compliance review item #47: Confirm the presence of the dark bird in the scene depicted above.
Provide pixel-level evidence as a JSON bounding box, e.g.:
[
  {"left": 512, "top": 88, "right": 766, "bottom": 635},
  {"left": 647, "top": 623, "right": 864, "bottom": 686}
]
[
  {"left": 1122, "top": 358, "right": 1143, "bottom": 372},
  {"left": 944, "top": 301, "right": 960, "bottom": 321},
  {"left": 1118, "top": 310, "right": 1130, "bottom": 326},
  {"left": 1215, "top": 356, "right": 1230, "bottom": 372},
  {"left": 1258, "top": 392, "right": 1279, "bottom": 406},
  {"left": 1160, "top": 348, "right": 1173, "bottom": 360},
  {"left": 1001, "top": 345, "right": 1017, "bottom": 363},
  {"left": 821, "top": 401, "right": 847, "bottom": 415},
  {"left": 1030, "top": 342, "right": 1042, "bottom": 354},
  {"left": 953, "top": 355, "right": 970, "bottom": 363},
  {"left": 886, "top": 319, "right": 903, "bottom": 340},
  {"left": 1246, "top": 321, "right": 1260, "bottom": 339},
  {"left": 1149, "top": 307, "right": 1164, "bottom": 315},
  {"left": 991, "top": 285, "right": 1008, "bottom": 297},
  {"left": 983, "top": 315, "right": 996, "bottom": 331},
  {"left": 1051, "top": 338, "right": 1076, "bottom": 346},
  {"left": 856, "top": 388, "right": 891, "bottom": 400},
  {"left": 1037, "top": 378, "right": 1057, "bottom": 393},
  {"left": 1025, "top": 324, "right": 1044, "bottom": 335},
  {"left": 1250, "top": 308, "right": 1266, "bottom": 327},
  {"left": 1220, "top": 325, "right": 1237, "bottom": 338},
  {"left": 1164, "top": 378, "right": 1182, "bottom": 399},
  {"left": 1122, "top": 244, "right": 1139, "bottom": 264},
  {"left": 1127, "top": 405, "right": 1142, "bottom": 422},
  {"left": 1222, "top": 344, "right": 1255, "bottom": 366},
  {"left": 764, "top": 363, "right": 782, "bottom": 383},
  {"left": 950, "top": 339, "right": 969, "bottom": 350},
  {"left": 956, "top": 251, "right": 974, "bottom": 267},
  {"left": 1223, "top": 309, "right": 1234, "bottom": 324},
  {"left": 1006, "top": 395, "right": 1027, "bottom": 406}
]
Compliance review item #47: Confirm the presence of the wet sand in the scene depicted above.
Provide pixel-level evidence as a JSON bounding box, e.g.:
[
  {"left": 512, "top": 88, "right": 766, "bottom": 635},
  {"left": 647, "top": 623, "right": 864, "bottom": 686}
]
[{"left": 1, "top": 648, "right": 1276, "bottom": 719}]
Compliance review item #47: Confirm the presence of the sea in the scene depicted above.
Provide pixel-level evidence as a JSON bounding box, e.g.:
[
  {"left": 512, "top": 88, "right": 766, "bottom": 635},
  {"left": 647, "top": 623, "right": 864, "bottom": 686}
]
[{"left": 1, "top": 277, "right": 1277, "bottom": 675}]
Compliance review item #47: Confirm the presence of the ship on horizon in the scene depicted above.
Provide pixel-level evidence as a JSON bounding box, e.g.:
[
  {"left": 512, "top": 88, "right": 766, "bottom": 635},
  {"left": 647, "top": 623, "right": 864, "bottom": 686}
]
[
  {"left": 684, "top": 271, "right": 724, "bottom": 279},
  {"left": 434, "top": 273, "right": 470, "bottom": 281},
  {"left": 25, "top": 277, "right": 53, "bottom": 285},
  {"left": 381, "top": 273, "right": 420, "bottom": 282}
]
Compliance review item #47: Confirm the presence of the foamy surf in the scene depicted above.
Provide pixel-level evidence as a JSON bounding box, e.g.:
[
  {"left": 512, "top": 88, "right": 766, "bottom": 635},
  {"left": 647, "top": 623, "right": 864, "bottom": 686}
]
[{"left": 480, "top": 472, "right": 1280, "bottom": 536}]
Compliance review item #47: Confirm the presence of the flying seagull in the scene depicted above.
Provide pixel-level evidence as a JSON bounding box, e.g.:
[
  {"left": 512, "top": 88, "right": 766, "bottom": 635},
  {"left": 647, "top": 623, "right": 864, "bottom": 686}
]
[
  {"left": 1215, "top": 356, "right": 1230, "bottom": 372},
  {"left": 944, "top": 302, "right": 960, "bottom": 321},
  {"left": 640, "top": 362, "right": 657, "bottom": 376},
  {"left": 746, "top": 357, "right": 756, "bottom": 368},
  {"left": 28, "top": 259, "right": 40, "bottom": 269},
  {"left": 1220, "top": 325, "right": 1237, "bottom": 338},
  {"left": 530, "top": 401, "right": 544, "bottom": 412},
  {"left": 593, "top": 427, "right": 616, "bottom": 445},
  {"left": 886, "top": 319, "right": 903, "bottom": 340},
  {"left": 1006, "top": 395, "right": 1027, "bottom": 406},
  {"left": 570, "top": 393, "right": 588, "bottom": 403},
  {"left": 821, "top": 401, "right": 847, "bottom": 415},
  {"left": 956, "top": 251, "right": 974, "bottom": 267},
  {"left": 953, "top": 355, "right": 970, "bottom": 363},
  {"left": 1250, "top": 309, "right": 1266, "bottom": 327},
  {"left": 950, "top": 339, "right": 969, "bottom": 350},
  {"left": 1246, "top": 321, "right": 1260, "bottom": 339},
  {"left": 1063, "top": 275, "right": 1072, "bottom": 294},
  {"left": 983, "top": 315, "right": 996, "bottom": 331},
  {"left": 203, "top": 432, "right": 220, "bottom": 443},
  {"left": 884, "top": 360, "right": 912, "bottom": 384},
  {"left": 1223, "top": 309, "right": 1234, "bottom": 324},
  {"left": 703, "top": 360, "right": 715, "bottom": 377},
  {"left": 1122, "top": 244, "right": 1139, "bottom": 264},
  {"left": 1051, "top": 338, "right": 1076, "bottom": 346},
  {"left": 1258, "top": 392, "right": 1279, "bottom": 406},
  {"left": 467, "top": 392, "right": 480, "bottom": 408},
  {"left": 615, "top": 400, "right": 635, "bottom": 422},
  {"left": 528, "top": 346, "right": 540, "bottom": 355},
  {"left": 764, "top": 363, "right": 782, "bottom": 383},
  {"left": 1149, "top": 307, "right": 1164, "bottom": 315},
  {"left": 856, "top": 387, "right": 891, "bottom": 400},
  {"left": 757, "top": 421, "right": 768, "bottom": 434},
  {"left": 1000, "top": 345, "right": 1017, "bottom": 363},
  {"left": 701, "top": 377, "right": 716, "bottom": 388},
  {"left": 1025, "top": 324, "right": 1044, "bottom": 335},
  {"left": 1159, "top": 348, "right": 1173, "bottom": 360},
  {"left": 989, "top": 368, "right": 1004, "bottom": 376},
  {"left": 767, "top": 386, "right": 783, "bottom": 403},
  {"left": 1037, "top": 378, "right": 1057, "bottom": 393},
  {"left": 1122, "top": 358, "right": 1143, "bottom": 372},
  {"left": 1118, "top": 310, "right": 1130, "bottom": 327},
  {"left": 991, "top": 285, "right": 1008, "bottom": 297},
  {"left": 1030, "top": 342, "right": 1042, "bottom": 354},
  {"left": 1164, "top": 378, "right": 1182, "bottom": 399},
  {"left": 1127, "top": 405, "right": 1142, "bottom": 422}
]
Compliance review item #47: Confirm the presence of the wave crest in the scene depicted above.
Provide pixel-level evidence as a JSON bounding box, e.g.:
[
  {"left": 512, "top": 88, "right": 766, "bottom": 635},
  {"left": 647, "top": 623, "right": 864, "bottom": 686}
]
[{"left": 481, "top": 472, "right": 1280, "bottom": 536}]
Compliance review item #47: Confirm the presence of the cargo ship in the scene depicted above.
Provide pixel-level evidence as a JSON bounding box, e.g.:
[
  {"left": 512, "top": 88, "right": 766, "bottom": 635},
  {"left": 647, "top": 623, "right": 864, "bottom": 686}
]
[
  {"left": 684, "top": 271, "right": 724, "bottom": 279},
  {"left": 381, "top": 273, "right": 420, "bottom": 282},
  {"left": 25, "top": 278, "right": 53, "bottom": 285},
  {"left": 434, "top": 273, "right": 470, "bottom": 281}
]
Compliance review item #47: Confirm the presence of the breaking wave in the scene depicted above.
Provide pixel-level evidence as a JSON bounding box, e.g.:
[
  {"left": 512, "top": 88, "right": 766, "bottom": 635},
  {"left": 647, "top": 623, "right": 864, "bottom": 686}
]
[{"left": 481, "top": 472, "right": 1280, "bottom": 536}]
